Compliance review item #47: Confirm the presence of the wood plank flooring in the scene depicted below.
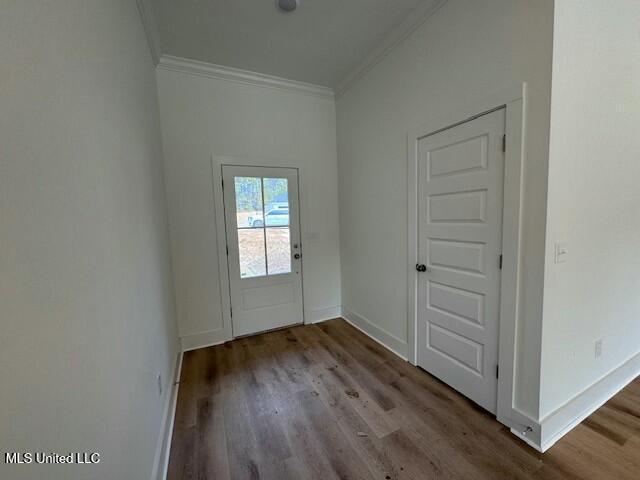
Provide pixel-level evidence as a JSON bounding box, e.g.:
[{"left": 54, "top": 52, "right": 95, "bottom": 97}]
[{"left": 167, "top": 319, "right": 640, "bottom": 479}]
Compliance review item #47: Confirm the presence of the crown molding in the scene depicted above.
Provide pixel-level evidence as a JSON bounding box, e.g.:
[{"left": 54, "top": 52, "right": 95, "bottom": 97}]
[
  {"left": 156, "top": 55, "right": 335, "bottom": 100},
  {"left": 135, "top": 0, "right": 162, "bottom": 65},
  {"left": 335, "top": 0, "right": 449, "bottom": 97}
]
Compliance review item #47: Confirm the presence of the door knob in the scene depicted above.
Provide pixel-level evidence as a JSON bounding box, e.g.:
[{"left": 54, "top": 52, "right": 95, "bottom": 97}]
[
  {"left": 416, "top": 264, "right": 428, "bottom": 272},
  {"left": 294, "top": 253, "right": 301, "bottom": 259}
]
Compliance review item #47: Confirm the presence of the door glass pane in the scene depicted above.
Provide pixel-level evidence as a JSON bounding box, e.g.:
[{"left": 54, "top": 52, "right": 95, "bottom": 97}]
[
  {"left": 266, "top": 227, "right": 291, "bottom": 275},
  {"left": 238, "top": 229, "right": 266, "bottom": 278},
  {"left": 233, "top": 175, "right": 292, "bottom": 279},
  {"left": 234, "top": 177, "right": 263, "bottom": 228},
  {"left": 262, "top": 178, "right": 289, "bottom": 227}
]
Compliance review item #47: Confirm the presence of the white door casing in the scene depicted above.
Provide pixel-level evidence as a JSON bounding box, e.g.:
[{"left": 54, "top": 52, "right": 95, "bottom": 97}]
[
  {"left": 222, "top": 165, "right": 303, "bottom": 337},
  {"left": 416, "top": 108, "right": 505, "bottom": 414}
]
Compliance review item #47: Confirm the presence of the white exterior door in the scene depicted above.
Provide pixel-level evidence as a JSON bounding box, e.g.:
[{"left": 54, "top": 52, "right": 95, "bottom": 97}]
[
  {"left": 416, "top": 109, "right": 505, "bottom": 414},
  {"left": 222, "top": 165, "right": 303, "bottom": 337}
]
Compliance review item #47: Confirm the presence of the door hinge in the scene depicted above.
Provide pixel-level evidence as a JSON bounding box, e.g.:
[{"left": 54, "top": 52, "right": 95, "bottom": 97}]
[
  {"left": 230, "top": 305, "right": 233, "bottom": 317},
  {"left": 226, "top": 245, "right": 229, "bottom": 255},
  {"left": 221, "top": 178, "right": 224, "bottom": 189},
  {"left": 496, "top": 365, "right": 500, "bottom": 379},
  {"left": 502, "top": 134, "right": 506, "bottom": 153},
  {"left": 499, "top": 254, "right": 503, "bottom": 270}
]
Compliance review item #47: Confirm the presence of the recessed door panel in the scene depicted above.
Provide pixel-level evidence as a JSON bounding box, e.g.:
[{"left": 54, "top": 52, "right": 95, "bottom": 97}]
[
  {"left": 428, "top": 281, "right": 484, "bottom": 326},
  {"left": 429, "top": 239, "right": 485, "bottom": 275},
  {"left": 427, "top": 324, "right": 483, "bottom": 374},
  {"left": 429, "top": 135, "right": 488, "bottom": 178},
  {"left": 429, "top": 190, "right": 487, "bottom": 223},
  {"left": 241, "top": 283, "right": 295, "bottom": 311}
]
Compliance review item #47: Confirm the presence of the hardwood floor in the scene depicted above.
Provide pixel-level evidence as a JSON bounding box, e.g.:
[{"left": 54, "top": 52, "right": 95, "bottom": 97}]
[{"left": 167, "top": 319, "right": 640, "bottom": 479}]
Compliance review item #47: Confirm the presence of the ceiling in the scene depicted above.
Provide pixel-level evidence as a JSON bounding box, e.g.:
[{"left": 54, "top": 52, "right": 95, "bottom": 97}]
[{"left": 149, "top": 0, "right": 439, "bottom": 88}]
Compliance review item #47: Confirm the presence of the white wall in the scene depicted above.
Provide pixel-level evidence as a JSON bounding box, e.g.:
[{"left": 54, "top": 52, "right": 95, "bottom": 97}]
[
  {"left": 336, "top": 0, "right": 554, "bottom": 419},
  {"left": 0, "top": 1, "right": 178, "bottom": 479},
  {"left": 541, "top": 0, "right": 640, "bottom": 421},
  {"left": 156, "top": 68, "right": 341, "bottom": 348}
]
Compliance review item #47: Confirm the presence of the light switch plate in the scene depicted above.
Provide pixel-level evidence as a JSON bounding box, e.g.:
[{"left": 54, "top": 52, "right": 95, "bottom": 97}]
[
  {"left": 595, "top": 339, "right": 603, "bottom": 359},
  {"left": 555, "top": 242, "right": 568, "bottom": 264}
]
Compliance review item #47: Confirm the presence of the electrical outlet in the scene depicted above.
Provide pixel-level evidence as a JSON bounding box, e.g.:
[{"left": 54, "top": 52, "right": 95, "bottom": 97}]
[
  {"left": 157, "top": 373, "right": 163, "bottom": 396},
  {"left": 555, "top": 242, "right": 569, "bottom": 264},
  {"left": 595, "top": 339, "right": 603, "bottom": 359}
]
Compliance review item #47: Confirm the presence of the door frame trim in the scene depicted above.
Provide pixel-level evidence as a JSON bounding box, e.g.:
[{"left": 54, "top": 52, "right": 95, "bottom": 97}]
[
  {"left": 407, "top": 83, "right": 532, "bottom": 435},
  {"left": 210, "top": 155, "right": 306, "bottom": 343}
]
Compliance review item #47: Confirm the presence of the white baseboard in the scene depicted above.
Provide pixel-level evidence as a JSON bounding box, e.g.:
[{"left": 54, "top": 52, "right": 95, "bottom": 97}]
[
  {"left": 308, "top": 305, "right": 343, "bottom": 324},
  {"left": 150, "top": 350, "right": 183, "bottom": 480},
  {"left": 180, "top": 308, "right": 343, "bottom": 351},
  {"left": 341, "top": 308, "right": 408, "bottom": 360},
  {"left": 539, "top": 350, "right": 640, "bottom": 452},
  {"left": 180, "top": 329, "right": 228, "bottom": 352}
]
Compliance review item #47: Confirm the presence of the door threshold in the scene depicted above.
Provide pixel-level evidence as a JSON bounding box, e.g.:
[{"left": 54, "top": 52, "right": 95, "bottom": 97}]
[{"left": 234, "top": 322, "right": 304, "bottom": 340}]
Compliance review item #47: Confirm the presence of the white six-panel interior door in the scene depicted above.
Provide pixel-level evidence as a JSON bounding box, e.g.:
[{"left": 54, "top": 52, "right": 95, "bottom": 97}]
[
  {"left": 222, "top": 165, "right": 304, "bottom": 337},
  {"left": 416, "top": 108, "right": 506, "bottom": 414}
]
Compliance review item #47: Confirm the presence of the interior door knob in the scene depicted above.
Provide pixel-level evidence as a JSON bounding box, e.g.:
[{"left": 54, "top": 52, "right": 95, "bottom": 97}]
[
  {"left": 294, "top": 253, "right": 301, "bottom": 259},
  {"left": 416, "top": 264, "right": 427, "bottom": 272}
]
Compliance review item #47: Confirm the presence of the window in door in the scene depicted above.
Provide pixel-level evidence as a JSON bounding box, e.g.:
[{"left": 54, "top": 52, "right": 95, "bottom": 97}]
[{"left": 234, "top": 176, "right": 291, "bottom": 278}]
